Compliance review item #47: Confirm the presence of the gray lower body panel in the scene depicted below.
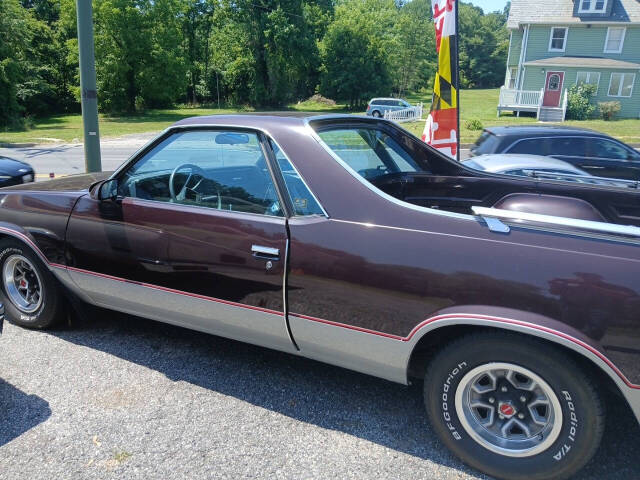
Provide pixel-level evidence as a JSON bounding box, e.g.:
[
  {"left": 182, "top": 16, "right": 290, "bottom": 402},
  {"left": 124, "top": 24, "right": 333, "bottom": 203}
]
[{"left": 61, "top": 267, "right": 297, "bottom": 355}]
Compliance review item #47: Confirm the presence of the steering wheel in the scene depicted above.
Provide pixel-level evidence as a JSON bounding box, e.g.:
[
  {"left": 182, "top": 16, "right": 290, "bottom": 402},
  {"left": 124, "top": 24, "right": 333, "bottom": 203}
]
[{"left": 169, "top": 163, "right": 208, "bottom": 202}]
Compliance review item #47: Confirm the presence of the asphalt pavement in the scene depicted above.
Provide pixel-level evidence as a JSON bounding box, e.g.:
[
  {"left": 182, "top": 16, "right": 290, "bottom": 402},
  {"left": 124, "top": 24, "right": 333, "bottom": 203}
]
[
  {"left": 0, "top": 309, "right": 639, "bottom": 480},
  {"left": 0, "top": 133, "right": 157, "bottom": 179}
]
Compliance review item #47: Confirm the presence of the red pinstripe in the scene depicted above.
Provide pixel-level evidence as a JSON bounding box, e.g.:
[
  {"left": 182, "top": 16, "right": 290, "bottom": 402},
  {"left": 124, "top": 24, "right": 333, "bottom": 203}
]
[{"left": 1, "top": 224, "right": 637, "bottom": 389}]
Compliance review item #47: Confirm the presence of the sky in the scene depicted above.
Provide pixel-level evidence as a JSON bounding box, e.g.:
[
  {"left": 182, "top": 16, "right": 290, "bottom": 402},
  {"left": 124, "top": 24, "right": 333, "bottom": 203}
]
[{"left": 467, "top": 0, "right": 509, "bottom": 14}]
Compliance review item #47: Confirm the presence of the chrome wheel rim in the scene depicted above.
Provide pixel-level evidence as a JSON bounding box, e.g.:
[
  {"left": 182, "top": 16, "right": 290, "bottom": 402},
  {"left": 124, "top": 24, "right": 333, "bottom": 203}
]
[
  {"left": 455, "top": 362, "right": 562, "bottom": 457},
  {"left": 3, "top": 255, "right": 43, "bottom": 313}
]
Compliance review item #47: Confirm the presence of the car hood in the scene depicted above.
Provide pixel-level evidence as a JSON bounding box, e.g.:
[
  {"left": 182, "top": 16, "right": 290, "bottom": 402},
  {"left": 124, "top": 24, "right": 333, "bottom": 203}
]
[{"left": 0, "top": 171, "right": 112, "bottom": 193}]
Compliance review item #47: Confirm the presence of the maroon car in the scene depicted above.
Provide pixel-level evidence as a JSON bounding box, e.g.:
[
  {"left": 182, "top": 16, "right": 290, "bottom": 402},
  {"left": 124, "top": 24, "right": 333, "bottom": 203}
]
[{"left": 0, "top": 114, "right": 638, "bottom": 480}]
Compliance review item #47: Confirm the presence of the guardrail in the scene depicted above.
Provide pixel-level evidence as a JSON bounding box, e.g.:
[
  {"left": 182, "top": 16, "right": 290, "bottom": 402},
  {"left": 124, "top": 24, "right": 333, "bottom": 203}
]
[{"left": 384, "top": 103, "right": 423, "bottom": 123}]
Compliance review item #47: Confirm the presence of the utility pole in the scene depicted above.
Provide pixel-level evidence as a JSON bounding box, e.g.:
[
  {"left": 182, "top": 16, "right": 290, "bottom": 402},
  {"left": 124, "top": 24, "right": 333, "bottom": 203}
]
[{"left": 76, "top": 0, "right": 102, "bottom": 172}]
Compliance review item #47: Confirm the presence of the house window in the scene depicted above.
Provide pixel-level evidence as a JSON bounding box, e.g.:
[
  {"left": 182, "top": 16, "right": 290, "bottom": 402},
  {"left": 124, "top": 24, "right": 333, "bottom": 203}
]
[
  {"left": 579, "top": 0, "right": 607, "bottom": 13},
  {"left": 608, "top": 72, "right": 635, "bottom": 97},
  {"left": 604, "top": 27, "right": 626, "bottom": 53},
  {"left": 576, "top": 72, "right": 601, "bottom": 93},
  {"left": 507, "top": 67, "right": 518, "bottom": 89},
  {"left": 549, "top": 27, "right": 568, "bottom": 52}
]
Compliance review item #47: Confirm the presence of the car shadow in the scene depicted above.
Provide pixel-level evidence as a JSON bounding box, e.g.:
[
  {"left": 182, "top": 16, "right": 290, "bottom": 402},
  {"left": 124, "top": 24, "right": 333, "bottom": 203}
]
[
  {"left": 0, "top": 378, "right": 51, "bottom": 447},
  {"left": 52, "top": 309, "right": 640, "bottom": 479}
]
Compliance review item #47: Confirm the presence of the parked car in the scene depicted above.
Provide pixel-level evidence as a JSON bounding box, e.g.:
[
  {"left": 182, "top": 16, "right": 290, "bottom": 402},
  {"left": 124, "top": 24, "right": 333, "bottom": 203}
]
[
  {"left": 470, "top": 125, "right": 640, "bottom": 181},
  {"left": 0, "top": 114, "right": 638, "bottom": 480},
  {"left": 463, "top": 153, "right": 589, "bottom": 177},
  {"left": 366, "top": 98, "right": 411, "bottom": 118},
  {"left": 462, "top": 153, "right": 634, "bottom": 188},
  {"left": 0, "top": 155, "right": 35, "bottom": 187}
]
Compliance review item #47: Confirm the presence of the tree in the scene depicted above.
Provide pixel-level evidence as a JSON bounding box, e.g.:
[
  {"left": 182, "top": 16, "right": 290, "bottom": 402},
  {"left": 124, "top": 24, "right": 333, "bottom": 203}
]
[
  {"left": 391, "top": 1, "right": 435, "bottom": 97},
  {"left": 319, "top": 0, "right": 397, "bottom": 108},
  {"left": 458, "top": 3, "right": 509, "bottom": 88},
  {"left": 0, "top": 0, "right": 39, "bottom": 127},
  {"left": 93, "top": 0, "right": 186, "bottom": 112}
]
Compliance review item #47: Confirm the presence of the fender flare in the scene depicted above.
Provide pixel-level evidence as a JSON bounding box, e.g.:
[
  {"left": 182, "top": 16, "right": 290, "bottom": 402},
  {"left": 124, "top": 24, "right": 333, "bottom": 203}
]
[
  {"left": 0, "top": 223, "right": 56, "bottom": 266},
  {"left": 404, "top": 312, "right": 640, "bottom": 422}
]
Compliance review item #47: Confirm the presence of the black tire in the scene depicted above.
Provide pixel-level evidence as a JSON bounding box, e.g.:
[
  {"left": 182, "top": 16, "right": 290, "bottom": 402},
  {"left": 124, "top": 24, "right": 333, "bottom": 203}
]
[
  {"left": 0, "top": 238, "right": 65, "bottom": 329},
  {"left": 424, "top": 332, "right": 605, "bottom": 480},
  {"left": 372, "top": 110, "right": 382, "bottom": 118}
]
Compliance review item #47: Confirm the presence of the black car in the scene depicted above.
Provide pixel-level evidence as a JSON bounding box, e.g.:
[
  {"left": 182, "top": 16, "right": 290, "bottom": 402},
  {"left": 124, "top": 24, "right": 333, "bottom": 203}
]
[
  {"left": 470, "top": 125, "right": 640, "bottom": 181},
  {"left": 0, "top": 155, "right": 35, "bottom": 187}
]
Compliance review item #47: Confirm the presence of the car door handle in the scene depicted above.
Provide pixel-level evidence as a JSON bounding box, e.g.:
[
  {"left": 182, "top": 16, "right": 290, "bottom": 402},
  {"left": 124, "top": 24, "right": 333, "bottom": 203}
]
[{"left": 251, "top": 245, "right": 280, "bottom": 260}]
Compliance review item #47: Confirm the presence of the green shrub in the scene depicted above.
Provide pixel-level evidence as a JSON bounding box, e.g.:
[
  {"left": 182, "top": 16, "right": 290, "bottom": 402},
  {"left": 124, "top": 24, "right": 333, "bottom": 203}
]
[
  {"left": 598, "top": 101, "right": 621, "bottom": 121},
  {"left": 566, "top": 84, "right": 596, "bottom": 120},
  {"left": 464, "top": 119, "right": 483, "bottom": 131}
]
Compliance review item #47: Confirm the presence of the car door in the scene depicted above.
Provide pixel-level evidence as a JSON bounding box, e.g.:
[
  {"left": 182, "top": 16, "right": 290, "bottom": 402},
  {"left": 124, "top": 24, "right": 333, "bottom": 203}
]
[
  {"left": 582, "top": 138, "right": 640, "bottom": 181},
  {"left": 547, "top": 136, "right": 639, "bottom": 181},
  {"left": 65, "top": 128, "right": 296, "bottom": 353}
]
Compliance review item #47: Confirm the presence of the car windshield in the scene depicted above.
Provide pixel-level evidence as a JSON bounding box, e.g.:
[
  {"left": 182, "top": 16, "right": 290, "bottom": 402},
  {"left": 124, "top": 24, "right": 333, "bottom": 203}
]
[
  {"left": 317, "top": 127, "right": 422, "bottom": 181},
  {"left": 472, "top": 131, "right": 501, "bottom": 155}
]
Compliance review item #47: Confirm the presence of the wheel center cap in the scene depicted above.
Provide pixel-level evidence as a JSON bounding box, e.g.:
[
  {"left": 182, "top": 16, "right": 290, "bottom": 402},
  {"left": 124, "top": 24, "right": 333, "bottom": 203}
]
[
  {"left": 499, "top": 402, "right": 517, "bottom": 418},
  {"left": 19, "top": 279, "right": 27, "bottom": 289}
]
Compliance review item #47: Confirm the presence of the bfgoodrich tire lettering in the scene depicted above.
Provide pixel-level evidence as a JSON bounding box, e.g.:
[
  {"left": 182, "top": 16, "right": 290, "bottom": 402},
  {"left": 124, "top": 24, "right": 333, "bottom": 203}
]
[
  {"left": 424, "top": 332, "right": 605, "bottom": 480},
  {"left": 0, "top": 238, "right": 64, "bottom": 329}
]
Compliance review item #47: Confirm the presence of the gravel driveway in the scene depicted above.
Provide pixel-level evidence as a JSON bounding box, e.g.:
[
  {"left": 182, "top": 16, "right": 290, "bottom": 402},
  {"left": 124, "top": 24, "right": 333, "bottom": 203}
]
[{"left": 0, "top": 309, "right": 638, "bottom": 480}]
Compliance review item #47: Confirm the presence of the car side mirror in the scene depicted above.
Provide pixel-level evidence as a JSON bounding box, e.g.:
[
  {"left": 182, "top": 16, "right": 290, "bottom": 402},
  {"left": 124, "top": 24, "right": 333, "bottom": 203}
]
[{"left": 98, "top": 178, "right": 119, "bottom": 201}]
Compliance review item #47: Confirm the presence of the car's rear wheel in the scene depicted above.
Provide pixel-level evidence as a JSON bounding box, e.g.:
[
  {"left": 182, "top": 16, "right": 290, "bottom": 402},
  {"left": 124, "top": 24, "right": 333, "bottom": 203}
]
[
  {"left": 424, "top": 332, "right": 604, "bottom": 480},
  {"left": 0, "top": 238, "right": 64, "bottom": 329},
  {"left": 372, "top": 110, "right": 382, "bottom": 118}
]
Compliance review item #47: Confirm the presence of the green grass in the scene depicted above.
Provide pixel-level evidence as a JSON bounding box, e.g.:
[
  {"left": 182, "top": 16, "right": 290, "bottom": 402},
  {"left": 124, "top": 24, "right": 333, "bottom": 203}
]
[
  {"left": 2, "top": 89, "right": 639, "bottom": 145},
  {"left": 0, "top": 106, "right": 248, "bottom": 144}
]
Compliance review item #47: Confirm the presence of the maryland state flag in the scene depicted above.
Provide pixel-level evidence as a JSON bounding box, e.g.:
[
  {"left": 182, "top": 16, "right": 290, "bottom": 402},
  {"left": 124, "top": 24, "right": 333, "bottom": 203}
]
[{"left": 422, "top": 0, "right": 459, "bottom": 160}]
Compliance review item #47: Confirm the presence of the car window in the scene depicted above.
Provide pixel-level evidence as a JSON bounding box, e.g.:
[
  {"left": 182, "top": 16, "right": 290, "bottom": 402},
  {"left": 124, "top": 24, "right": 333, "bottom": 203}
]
[
  {"left": 317, "top": 127, "right": 420, "bottom": 181},
  {"left": 588, "top": 139, "right": 630, "bottom": 160},
  {"left": 117, "top": 130, "right": 284, "bottom": 216},
  {"left": 268, "top": 139, "right": 324, "bottom": 216},
  {"left": 548, "top": 137, "right": 588, "bottom": 157},
  {"left": 507, "top": 138, "right": 549, "bottom": 155},
  {"left": 472, "top": 131, "right": 501, "bottom": 155}
]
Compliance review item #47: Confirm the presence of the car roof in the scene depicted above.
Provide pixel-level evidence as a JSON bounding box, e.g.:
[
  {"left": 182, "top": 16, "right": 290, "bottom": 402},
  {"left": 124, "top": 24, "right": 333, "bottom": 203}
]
[
  {"left": 171, "top": 113, "right": 388, "bottom": 129},
  {"left": 484, "top": 125, "right": 608, "bottom": 137},
  {"left": 464, "top": 154, "right": 587, "bottom": 174},
  {"left": 370, "top": 98, "right": 405, "bottom": 102}
]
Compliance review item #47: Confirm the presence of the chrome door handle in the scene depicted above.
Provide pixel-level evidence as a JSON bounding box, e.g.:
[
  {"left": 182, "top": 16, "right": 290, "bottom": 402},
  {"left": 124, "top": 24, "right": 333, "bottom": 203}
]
[{"left": 251, "top": 245, "right": 280, "bottom": 260}]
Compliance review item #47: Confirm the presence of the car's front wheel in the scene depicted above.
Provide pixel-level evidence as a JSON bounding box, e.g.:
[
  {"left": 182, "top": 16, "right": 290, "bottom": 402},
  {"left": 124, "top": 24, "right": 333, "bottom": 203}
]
[
  {"left": 424, "top": 332, "right": 605, "bottom": 480},
  {"left": 0, "top": 238, "right": 64, "bottom": 329}
]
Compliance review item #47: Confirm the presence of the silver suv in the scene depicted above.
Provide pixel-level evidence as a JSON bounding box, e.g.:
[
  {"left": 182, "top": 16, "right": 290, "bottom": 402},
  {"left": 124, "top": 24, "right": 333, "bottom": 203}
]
[{"left": 366, "top": 98, "right": 411, "bottom": 117}]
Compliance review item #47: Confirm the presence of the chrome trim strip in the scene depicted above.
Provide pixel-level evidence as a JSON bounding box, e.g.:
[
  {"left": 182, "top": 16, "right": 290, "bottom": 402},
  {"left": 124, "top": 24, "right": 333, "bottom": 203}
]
[
  {"left": 302, "top": 118, "right": 476, "bottom": 222},
  {"left": 110, "top": 123, "right": 329, "bottom": 219},
  {"left": 472, "top": 206, "right": 640, "bottom": 237},
  {"left": 251, "top": 245, "right": 280, "bottom": 257}
]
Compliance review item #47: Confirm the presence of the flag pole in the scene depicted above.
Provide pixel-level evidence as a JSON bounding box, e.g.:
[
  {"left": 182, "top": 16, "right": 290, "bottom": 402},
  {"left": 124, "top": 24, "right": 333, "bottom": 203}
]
[{"left": 455, "top": 0, "right": 460, "bottom": 163}]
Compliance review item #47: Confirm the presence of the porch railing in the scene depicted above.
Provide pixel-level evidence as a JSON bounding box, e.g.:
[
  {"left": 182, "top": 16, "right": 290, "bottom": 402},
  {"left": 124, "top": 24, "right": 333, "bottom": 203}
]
[
  {"left": 498, "top": 86, "right": 543, "bottom": 108},
  {"left": 384, "top": 103, "right": 423, "bottom": 123}
]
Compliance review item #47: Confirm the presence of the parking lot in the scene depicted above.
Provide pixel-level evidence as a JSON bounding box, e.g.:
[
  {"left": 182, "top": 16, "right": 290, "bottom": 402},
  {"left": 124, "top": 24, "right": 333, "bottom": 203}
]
[{"left": 1, "top": 307, "right": 639, "bottom": 480}]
